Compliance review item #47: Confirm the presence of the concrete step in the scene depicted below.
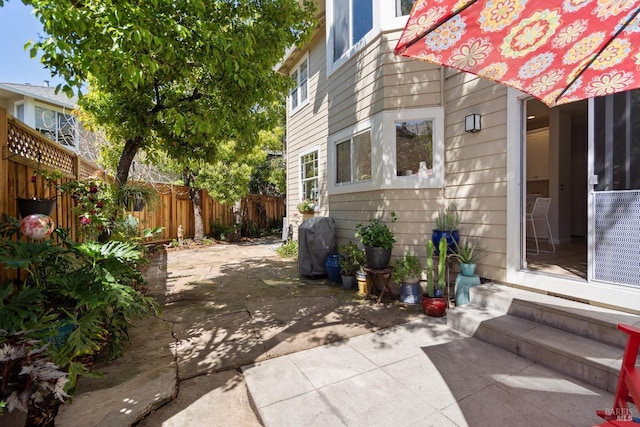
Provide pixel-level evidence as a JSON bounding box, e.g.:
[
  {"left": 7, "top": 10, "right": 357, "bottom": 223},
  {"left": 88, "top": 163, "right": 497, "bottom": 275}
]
[
  {"left": 447, "top": 283, "right": 640, "bottom": 392},
  {"left": 468, "top": 283, "right": 640, "bottom": 349}
]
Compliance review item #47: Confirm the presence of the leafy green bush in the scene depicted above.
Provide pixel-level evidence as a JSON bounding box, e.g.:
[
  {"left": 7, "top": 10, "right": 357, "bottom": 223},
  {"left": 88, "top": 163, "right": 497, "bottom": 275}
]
[
  {"left": 355, "top": 212, "right": 398, "bottom": 249},
  {"left": 276, "top": 239, "right": 298, "bottom": 259},
  {"left": 0, "top": 215, "right": 158, "bottom": 420}
]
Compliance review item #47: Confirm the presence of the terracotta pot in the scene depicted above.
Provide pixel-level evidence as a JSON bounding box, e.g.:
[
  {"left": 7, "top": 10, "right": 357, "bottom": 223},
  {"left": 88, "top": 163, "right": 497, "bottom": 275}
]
[{"left": 421, "top": 295, "right": 447, "bottom": 317}]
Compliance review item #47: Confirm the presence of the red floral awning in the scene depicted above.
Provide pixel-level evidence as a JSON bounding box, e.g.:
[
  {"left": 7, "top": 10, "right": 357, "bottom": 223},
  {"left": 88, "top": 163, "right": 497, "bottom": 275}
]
[{"left": 395, "top": 0, "right": 640, "bottom": 107}]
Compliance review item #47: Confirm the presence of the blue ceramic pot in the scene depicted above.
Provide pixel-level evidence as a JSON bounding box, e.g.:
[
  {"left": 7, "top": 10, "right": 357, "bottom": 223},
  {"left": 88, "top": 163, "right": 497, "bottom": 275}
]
[{"left": 431, "top": 229, "right": 459, "bottom": 255}]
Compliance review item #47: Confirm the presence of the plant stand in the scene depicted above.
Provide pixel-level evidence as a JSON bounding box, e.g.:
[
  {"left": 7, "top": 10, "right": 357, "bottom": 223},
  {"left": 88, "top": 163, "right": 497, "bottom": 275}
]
[
  {"left": 364, "top": 267, "right": 394, "bottom": 304},
  {"left": 454, "top": 273, "right": 481, "bottom": 306}
]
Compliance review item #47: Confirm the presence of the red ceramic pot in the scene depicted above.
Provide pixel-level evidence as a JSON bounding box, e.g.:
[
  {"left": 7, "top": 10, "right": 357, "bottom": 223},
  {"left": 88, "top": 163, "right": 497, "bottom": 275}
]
[{"left": 422, "top": 296, "right": 447, "bottom": 317}]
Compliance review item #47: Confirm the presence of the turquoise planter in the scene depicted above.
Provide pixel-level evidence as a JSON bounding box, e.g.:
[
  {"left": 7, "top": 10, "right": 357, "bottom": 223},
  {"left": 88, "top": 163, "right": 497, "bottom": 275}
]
[
  {"left": 455, "top": 273, "right": 481, "bottom": 306},
  {"left": 459, "top": 262, "right": 477, "bottom": 277}
]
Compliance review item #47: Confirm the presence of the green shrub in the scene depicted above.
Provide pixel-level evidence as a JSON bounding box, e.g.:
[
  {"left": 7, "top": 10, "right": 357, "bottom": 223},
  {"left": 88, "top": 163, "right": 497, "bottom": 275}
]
[
  {"left": 276, "top": 239, "right": 298, "bottom": 259},
  {"left": 0, "top": 215, "right": 158, "bottom": 420}
]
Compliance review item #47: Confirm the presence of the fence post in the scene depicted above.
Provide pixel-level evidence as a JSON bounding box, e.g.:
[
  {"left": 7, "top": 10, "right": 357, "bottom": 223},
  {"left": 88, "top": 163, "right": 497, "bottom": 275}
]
[
  {"left": 0, "top": 107, "right": 8, "bottom": 215},
  {"left": 171, "top": 184, "right": 178, "bottom": 239}
]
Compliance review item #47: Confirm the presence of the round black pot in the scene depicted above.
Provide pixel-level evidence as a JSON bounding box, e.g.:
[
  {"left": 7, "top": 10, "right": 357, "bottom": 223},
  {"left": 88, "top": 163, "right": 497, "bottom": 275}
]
[{"left": 365, "top": 246, "right": 392, "bottom": 269}]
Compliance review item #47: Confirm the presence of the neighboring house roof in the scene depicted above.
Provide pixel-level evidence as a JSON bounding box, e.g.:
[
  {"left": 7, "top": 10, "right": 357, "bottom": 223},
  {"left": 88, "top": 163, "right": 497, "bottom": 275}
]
[{"left": 0, "top": 82, "right": 77, "bottom": 109}]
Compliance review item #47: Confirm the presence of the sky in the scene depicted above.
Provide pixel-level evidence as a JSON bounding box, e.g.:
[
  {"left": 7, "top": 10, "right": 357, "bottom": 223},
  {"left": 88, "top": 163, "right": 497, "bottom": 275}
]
[{"left": 0, "top": 1, "right": 66, "bottom": 87}]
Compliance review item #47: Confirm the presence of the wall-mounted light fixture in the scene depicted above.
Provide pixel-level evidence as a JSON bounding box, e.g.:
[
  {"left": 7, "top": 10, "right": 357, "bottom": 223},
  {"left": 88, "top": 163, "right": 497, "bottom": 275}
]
[{"left": 465, "top": 113, "right": 481, "bottom": 133}]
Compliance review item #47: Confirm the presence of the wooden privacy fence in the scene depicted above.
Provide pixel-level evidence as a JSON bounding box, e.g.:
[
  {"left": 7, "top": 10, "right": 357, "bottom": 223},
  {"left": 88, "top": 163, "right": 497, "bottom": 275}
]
[
  {"left": 0, "top": 107, "right": 285, "bottom": 242},
  {"left": 124, "top": 186, "right": 285, "bottom": 240}
]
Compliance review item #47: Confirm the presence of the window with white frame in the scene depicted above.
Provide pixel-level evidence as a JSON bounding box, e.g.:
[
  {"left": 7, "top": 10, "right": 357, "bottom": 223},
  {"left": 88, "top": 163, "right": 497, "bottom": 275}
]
[
  {"left": 332, "top": 0, "right": 373, "bottom": 62},
  {"left": 395, "top": 120, "right": 433, "bottom": 177},
  {"left": 396, "top": 0, "right": 416, "bottom": 16},
  {"left": 290, "top": 56, "right": 309, "bottom": 113},
  {"left": 328, "top": 108, "right": 444, "bottom": 194},
  {"left": 336, "top": 131, "right": 371, "bottom": 184},
  {"left": 300, "top": 150, "right": 319, "bottom": 205},
  {"left": 35, "top": 105, "right": 76, "bottom": 149}
]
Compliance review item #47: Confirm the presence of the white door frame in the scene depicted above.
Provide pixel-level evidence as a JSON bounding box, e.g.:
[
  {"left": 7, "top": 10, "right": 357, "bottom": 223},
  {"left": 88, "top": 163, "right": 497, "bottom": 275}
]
[{"left": 505, "top": 89, "right": 640, "bottom": 313}]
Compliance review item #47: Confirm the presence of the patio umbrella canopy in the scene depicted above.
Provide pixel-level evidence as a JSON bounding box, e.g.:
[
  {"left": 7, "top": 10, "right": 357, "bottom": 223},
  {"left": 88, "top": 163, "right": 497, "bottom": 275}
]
[{"left": 394, "top": 0, "right": 640, "bottom": 107}]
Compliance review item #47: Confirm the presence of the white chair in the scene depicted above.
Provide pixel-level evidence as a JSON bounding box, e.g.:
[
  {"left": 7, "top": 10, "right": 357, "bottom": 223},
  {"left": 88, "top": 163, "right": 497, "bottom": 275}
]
[{"left": 526, "top": 197, "right": 555, "bottom": 255}]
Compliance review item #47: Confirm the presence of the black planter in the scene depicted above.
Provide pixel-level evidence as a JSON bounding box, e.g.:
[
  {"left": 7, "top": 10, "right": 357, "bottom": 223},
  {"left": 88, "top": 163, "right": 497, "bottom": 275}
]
[
  {"left": 16, "top": 198, "right": 56, "bottom": 218},
  {"left": 365, "top": 246, "right": 392, "bottom": 269},
  {"left": 431, "top": 229, "right": 460, "bottom": 254}
]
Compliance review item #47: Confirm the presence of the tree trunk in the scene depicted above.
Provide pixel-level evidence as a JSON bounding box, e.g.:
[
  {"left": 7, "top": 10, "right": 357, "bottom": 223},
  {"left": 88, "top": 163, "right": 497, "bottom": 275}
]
[
  {"left": 115, "top": 137, "right": 143, "bottom": 185},
  {"left": 191, "top": 186, "right": 204, "bottom": 242},
  {"left": 181, "top": 167, "right": 204, "bottom": 242}
]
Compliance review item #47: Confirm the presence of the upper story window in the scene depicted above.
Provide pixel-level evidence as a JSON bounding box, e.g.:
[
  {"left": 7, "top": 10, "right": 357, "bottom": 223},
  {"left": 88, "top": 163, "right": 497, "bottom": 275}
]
[
  {"left": 336, "top": 131, "right": 371, "bottom": 184},
  {"left": 396, "top": 0, "right": 416, "bottom": 16},
  {"left": 35, "top": 105, "right": 77, "bottom": 150},
  {"left": 331, "top": 0, "right": 373, "bottom": 62},
  {"left": 290, "top": 55, "right": 309, "bottom": 114},
  {"left": 396, "top": 120, "right": 433, "bottom": 177},
  {"left": 300, "top": 150, "right": 319, "bottom": 204}
]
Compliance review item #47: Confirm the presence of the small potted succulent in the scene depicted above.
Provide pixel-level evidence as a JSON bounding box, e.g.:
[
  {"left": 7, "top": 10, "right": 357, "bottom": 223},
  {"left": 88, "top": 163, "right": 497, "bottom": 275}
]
[
  {"left": 432, "top": 204, "right": 460, "bottom": 254},
  {"left": 452, "top": 238, "right": 484, "bottom": 277},
  {"left": 355, "top": 212, "right": 397, "bottom": 269}
]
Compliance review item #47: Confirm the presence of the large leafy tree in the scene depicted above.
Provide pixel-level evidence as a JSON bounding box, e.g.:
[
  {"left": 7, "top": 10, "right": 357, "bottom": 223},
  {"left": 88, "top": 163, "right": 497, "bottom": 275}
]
[{"left": 23, "top": 0, "right": 316, "bottom": 184}]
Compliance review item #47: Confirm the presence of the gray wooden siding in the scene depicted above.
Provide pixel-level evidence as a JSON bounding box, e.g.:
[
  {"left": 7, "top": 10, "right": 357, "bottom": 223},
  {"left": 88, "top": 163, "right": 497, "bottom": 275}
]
[
  {"left": 288, "top": 24, "right": 510, "bottom": 284},
  {"left": 285, "top": 28, "right": 329, "bottom": 233},
  {"left": 442, "top": 71, "right": 509, "bottom": 282}
]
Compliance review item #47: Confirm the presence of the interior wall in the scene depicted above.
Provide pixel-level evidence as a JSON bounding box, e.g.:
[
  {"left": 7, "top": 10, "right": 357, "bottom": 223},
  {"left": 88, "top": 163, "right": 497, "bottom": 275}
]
[{"left": 550, "top": 108, "right": 573, "bottom": 244}]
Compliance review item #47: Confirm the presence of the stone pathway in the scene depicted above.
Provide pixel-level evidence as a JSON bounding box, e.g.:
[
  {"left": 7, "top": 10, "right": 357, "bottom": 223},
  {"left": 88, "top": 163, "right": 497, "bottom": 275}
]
[{"left": 56, "top": 238, "right": 423, "bottom": 426}]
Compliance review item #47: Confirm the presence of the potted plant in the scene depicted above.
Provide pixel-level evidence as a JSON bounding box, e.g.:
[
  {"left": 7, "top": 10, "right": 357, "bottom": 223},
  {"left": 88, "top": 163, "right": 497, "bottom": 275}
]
[
  {"left": 338, "top": 242, "right": 365, "bottom": 290},
  {"left": 16, "top": 161, "right": 63, "bottom": 218},
  {"left": 355, "top": 211, "right": 397, "bottom": 269},
  {"left": 391, "top": 251, "right": 423, "bottom": 304},
  {"left": 117, "top": 182, "right": 161, "bottom": 212},
  {"left": 296, "top": 199, "right": 316, "bottom": 214},
  {"left": 432, "top": 204, "right": 460, "bottom": 254},
  {"left": 452, "top": 238, "right": 484, "bottom": 277},
  {"left": 422, "top": 237, "right": 448, "bottom": 316}
]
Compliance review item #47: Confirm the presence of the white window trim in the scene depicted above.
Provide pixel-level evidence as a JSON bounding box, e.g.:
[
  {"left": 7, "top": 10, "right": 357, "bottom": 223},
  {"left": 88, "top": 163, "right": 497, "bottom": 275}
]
[
  {"left": 328, "top": 107, "right": 444, "bottom": 195},
  {"left": 380, "top": 1, "right": 412, "bottom": 31},
  {"left": 34, "top": 101, "right": 79, "bottom": 151},
  {"left": 298, "top": 146, "right": 321, "bottom": 211},
  {"left": 326, "top": 0, "right": 380, "bottom": 77},
  {"left": 289, "top": 53, "right": 309, "bottom": 116}
]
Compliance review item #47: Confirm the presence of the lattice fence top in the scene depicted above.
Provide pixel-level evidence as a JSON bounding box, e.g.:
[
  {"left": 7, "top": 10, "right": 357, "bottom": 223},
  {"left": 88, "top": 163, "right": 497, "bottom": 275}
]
[
  {"left": 7, "top": 118, "right": 75, "bottom": 176},
  {"left": 79, "top": 158, "right": 103, "bottom": 180}
]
